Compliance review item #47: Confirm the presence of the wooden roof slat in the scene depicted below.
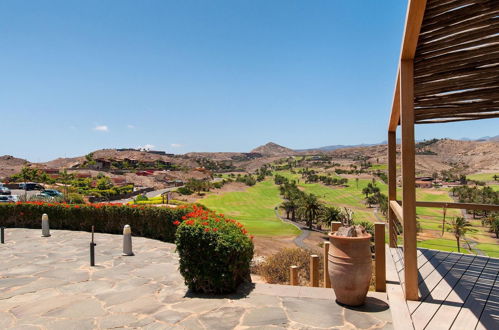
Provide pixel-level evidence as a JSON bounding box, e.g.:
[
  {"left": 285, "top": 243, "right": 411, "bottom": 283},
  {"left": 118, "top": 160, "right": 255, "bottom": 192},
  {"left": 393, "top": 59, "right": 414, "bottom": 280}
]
[{"left": 389, "top": 0, "right": 499, "bottom": 126}]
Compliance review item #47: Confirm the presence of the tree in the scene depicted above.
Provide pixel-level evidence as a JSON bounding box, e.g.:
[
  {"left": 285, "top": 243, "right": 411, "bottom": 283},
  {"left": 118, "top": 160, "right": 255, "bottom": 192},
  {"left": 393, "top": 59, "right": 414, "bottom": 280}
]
[
  {"left": 60, "top": 170, "right": 75, "bottom": 202},
  {"left": 281, "top": 200, "right": 296, "bottom": 220},
  {"left": 96, "top": 176, "right": 112, "bottom": 190},
  {"left": 494, "top": 174, "right": 498, "bottom": 181},
  {"left": 446, "top": 217, "right": 475, "bottom": 253},
  {"left": 490, "top": 218, "right": 499, "bottom": 238},
  {"left": 297, "top": 194, "right": 322, "bottom": 229},
  {"left": 318, "top": 206, "right": 341, "bottom": 225}
]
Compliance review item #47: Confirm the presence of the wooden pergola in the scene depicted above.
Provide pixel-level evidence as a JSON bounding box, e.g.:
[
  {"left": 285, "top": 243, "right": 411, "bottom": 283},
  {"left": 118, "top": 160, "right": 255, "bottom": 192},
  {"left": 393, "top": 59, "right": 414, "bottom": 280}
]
[{"left": 387, "top": 0, "right": 499, "bottom": 300}]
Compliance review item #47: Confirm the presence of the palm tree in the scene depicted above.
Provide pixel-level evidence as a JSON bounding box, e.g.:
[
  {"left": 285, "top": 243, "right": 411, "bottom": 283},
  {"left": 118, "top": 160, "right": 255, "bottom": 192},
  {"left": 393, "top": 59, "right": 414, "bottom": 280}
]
[
  {"left": 297, "top": 194, "right": 322, "bottom": 229},
  {"left": 281, "top": 200, "right": 295, "bottom": 219},
  {"left": 446, "top": 217, "right": 474, "bottom": 253},
  {"left": 318, "top": 206, "right": 341, "bottom": 225}
]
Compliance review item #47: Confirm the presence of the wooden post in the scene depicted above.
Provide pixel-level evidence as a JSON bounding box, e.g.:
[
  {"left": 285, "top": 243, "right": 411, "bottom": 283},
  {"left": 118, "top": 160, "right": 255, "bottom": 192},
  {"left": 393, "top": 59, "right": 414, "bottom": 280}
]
[
  {"left": 310, "top": 255, "right": 319, "bottom": 287},
  {"left": 331, "top": 221, "right": 341, "bottom": 232},
  {"left": 323, "top": 242, "right": 331, "bottom": 288},
  {"left": 400, "top": 59, "right": 419, "bottom": 301},
  {"left": 388, "top": 130, "right": 398, "bottom": 248},
  {"left": 290, "top": 266, "right": 298, "bottom": 286},
  {"left": 375, "top": 223, "right": 386, "bottom": 292}
]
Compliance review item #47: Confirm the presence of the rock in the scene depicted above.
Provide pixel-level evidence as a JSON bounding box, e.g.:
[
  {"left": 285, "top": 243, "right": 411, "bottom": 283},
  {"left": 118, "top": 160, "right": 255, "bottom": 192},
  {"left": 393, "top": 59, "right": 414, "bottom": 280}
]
[{"left": 242, "top": 307, "right": 288, "bottom": 327}]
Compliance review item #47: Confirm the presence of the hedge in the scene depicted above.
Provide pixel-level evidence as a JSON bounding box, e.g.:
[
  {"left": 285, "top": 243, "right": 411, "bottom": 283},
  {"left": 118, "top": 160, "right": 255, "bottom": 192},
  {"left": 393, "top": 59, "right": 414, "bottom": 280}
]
[
  {"left": 175, "top": 205, "right": 254, "bottom": 294},
  {"left": 0, "top": 201, "right": 193, "bottom": 242}
]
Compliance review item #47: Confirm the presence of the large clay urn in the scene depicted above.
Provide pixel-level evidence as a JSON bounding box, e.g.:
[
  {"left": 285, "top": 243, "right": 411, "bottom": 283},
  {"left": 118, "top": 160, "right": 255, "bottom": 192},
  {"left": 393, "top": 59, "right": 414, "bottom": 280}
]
[{"left": 328, "top": 232, "right": 372, "bottom": 306}]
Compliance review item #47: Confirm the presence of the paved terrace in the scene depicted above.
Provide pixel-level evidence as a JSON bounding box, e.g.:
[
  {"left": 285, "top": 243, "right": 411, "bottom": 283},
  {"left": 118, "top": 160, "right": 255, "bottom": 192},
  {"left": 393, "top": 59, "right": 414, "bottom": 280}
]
[
  {"left": 388, "top": 247, "right": 498, "bottom": 329},
  {"left": 1, "top": 229, "right": 392, "bottom": 329}
]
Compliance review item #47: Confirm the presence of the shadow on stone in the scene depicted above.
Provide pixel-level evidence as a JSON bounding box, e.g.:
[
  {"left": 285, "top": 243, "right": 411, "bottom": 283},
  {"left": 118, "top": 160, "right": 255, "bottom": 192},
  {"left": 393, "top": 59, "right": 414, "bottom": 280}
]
[
  {"left": 183, "top": 282, "right": 255, "bottom": 300},
  {"left": 336, "top": 296, "right": 389, "bottom": 313}
]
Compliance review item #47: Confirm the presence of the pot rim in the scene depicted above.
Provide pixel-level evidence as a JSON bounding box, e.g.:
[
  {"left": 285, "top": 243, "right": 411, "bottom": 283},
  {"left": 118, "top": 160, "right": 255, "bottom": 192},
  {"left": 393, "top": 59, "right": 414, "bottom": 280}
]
[{"left": 328, "top": 232, "right": 372, "bottom": 240}]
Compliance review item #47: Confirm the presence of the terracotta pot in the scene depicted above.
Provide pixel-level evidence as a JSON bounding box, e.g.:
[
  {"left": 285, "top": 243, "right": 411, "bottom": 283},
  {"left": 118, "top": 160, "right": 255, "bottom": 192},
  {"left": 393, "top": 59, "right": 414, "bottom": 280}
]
[{"left": 328, "top": 233, "right": 372, "bottom": 306}]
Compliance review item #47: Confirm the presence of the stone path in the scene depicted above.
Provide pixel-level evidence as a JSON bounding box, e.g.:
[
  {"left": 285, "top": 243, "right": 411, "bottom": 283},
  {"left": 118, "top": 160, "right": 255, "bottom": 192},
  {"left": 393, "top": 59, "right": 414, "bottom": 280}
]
[{"left": 0, "top": 229, "right": 393, "bottom": 329}]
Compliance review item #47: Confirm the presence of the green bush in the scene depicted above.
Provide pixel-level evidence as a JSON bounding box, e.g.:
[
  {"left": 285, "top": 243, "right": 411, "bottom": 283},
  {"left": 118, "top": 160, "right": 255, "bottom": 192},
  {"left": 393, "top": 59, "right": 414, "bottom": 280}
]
[
  {"left": 175, "top": 205, "right": 254, "bottom": 294},
  {"left": 67, "top": 193, "right": 85, "bottom": 204},
  {"left": 0, "top": 202, "right": 193, "bottom": 242},
  {"left": 177, "top": 187, "right": 193, "bottom": 195}
]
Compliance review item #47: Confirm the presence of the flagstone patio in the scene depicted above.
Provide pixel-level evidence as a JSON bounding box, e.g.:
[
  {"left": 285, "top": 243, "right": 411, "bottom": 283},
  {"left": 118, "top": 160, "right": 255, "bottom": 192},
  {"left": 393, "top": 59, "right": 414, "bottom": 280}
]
[{"left": 0, "top": 229, "right": 392, "bottom": 329}]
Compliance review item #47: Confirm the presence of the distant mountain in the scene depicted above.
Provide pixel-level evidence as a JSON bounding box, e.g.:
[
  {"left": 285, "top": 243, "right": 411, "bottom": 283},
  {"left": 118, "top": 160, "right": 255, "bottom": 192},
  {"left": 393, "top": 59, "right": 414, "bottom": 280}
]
[
  {"left": 251, "top": 142, "right": 295, "bottom": 156},
  {"left": 295, "top": 143, "right": 380, "bottom": 152}
]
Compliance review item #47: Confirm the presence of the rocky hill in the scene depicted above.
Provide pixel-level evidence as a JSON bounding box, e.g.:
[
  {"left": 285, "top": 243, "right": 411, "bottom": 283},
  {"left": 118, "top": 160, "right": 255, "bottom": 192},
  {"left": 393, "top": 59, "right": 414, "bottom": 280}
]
[
  {"left": 251, "top": 142, "right": 295, "bottom": 156},
  {"left": 0, "top": 155, "right": 29, "bottom": 178}
]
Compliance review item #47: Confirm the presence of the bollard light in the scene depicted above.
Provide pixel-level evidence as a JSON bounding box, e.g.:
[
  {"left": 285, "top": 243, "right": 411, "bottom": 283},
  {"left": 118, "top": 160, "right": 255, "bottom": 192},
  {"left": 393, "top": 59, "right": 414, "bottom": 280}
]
[
  {"left": 90, "top": 226, "right": 96, "bottom": 266},
  {"left": 1, "top": 227, "right": 4, "bottom": 244},
  {"left": 41, "top": 213, "right": 51, "bottom": 237},
  {"left": 122, "top": 225, "right": 134, "bottom": 256}
]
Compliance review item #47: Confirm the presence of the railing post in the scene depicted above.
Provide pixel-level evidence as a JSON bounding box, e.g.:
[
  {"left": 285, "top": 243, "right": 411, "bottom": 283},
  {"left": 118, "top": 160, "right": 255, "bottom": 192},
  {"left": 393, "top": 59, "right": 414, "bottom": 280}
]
[
  {"left": 290, "top": 265, "right": 298, "bottom": 286},
  {"left": 323, "top": 242, "right": 331, "bottom": 288},
  {"left": 375, "top": 222, "right": 386, "bottom": 292},
  {"left": 310, "top": 255, "right": 319, "bottom": 287},
  {"left": 331, "top": 221, "right": 341, "bottom": 232}
]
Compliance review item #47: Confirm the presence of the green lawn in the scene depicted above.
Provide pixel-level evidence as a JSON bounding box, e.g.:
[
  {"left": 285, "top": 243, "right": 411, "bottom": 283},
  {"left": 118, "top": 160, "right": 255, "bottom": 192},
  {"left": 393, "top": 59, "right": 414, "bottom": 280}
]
[
  {"left": 198, "top": 180, "right": 300, "bottom": 236},
  {"left": 467, "top": 172, "right": 499, "bottom": 182},
  {"left": 417, "top": 238, "right": 471, "bottom": 254},
  {"left": 474, "top": 243, "right": 499, "bottom": 258},
  {"left": 276, "top": 170, "right": 385, "bottom": 222}
]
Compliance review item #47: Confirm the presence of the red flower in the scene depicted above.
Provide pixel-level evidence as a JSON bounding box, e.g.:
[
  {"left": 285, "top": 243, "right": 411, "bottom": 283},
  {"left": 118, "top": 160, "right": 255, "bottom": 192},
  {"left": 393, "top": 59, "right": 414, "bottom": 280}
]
[
  {"left": 212, "top": 228, "right": 218, "bottom": 232},
  {"left": 204, "top": 228, "right": 210, "bottom": 232},
  {"left": 19, "top": 212, "right": 24, "bottom": 216},
  {"left": 74, "top": 205, "right": 80, "bottom": 208},
  {"left": 173, "top": 220, "right": 181, "bottom": 226},
  {"left": 181, "top": 216, "right": 187, "bottom": 220},
  {"left": 202, "top": 222, "right": 208, "bottom": 226}
]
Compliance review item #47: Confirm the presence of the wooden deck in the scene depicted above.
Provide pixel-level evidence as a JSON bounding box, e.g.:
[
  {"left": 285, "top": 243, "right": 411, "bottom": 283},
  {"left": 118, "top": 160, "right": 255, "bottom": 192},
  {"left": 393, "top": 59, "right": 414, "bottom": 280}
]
[{"left": 388, "top": 247, "right": 499, "bottom": 329}]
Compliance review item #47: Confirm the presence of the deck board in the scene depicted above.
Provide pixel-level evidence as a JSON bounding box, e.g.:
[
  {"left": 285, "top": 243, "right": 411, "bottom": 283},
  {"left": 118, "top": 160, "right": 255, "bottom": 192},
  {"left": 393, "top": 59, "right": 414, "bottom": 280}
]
[{"left": 388, "top": 248, "right": 498, "bottom": 329}]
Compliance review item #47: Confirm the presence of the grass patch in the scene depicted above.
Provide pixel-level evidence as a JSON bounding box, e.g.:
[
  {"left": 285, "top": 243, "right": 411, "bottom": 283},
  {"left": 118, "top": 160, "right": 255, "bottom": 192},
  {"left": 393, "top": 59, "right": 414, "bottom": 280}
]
[
  {"left": 417, "top": 238, "right": 471, "bottom": 254},
  {"left": 475, "top": 243, "right": 499, "bottom": 258},
  {"left": 198, "top": 180, "right": 300, "bottom": 236},
  {"left": 467, "top": 173, "right": 498, "bottom": 182}
]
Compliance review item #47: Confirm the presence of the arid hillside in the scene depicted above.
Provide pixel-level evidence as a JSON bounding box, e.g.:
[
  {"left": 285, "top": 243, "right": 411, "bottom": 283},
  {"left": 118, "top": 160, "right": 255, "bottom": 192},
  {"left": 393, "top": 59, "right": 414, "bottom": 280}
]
[
  {"left": 251, "top": 142, "right": 296, "bottom": 156},
  {"left": 1, "top": 139, "right": 498, "bottom": 181}
]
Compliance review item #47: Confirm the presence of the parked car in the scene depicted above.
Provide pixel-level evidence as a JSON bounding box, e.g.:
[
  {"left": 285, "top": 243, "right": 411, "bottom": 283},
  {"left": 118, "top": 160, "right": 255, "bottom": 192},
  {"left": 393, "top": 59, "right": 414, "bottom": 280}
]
[
  {"left": 0, "top": 185, "right": 11, "bottom": 195},
  {"left": 0, "top": 195, "right": 12, "bottom": 203},
  {"left": 40, "top": 189, "right": 63, "bottom": 197},
  {"left": 8, "top": 195, "right": 19, "bottom": 202},
  {"left": 19, "top": 182, "right": 44, "bottom": 191}
]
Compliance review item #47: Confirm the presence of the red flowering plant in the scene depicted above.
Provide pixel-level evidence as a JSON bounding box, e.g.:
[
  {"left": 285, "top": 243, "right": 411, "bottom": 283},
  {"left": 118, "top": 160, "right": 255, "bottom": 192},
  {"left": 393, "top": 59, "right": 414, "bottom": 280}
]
[
  {"left": 0, "top": 201, "right": 194, "bottom": 242},
  {"left": 174, "top": 205, "right": 254, "bottom": 294}
]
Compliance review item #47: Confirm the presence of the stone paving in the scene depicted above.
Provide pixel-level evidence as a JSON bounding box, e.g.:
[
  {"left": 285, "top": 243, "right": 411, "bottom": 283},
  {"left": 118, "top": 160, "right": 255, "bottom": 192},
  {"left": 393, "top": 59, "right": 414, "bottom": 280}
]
[{"left": 0, "top": 229, "right": 393, "bottom": 329}]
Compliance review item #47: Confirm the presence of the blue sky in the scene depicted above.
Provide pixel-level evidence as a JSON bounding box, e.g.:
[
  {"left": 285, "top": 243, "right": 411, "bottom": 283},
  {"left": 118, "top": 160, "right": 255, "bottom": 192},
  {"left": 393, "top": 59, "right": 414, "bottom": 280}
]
[{"left": 1, "top": 1, "right": 497, "bottom": 162}]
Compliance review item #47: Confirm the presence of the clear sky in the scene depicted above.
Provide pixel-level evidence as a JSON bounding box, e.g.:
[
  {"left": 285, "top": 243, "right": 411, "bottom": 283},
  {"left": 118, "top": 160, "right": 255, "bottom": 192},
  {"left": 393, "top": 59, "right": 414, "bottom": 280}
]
[{"left": 1, "top": 1, "right": 497, "bottom": 162}]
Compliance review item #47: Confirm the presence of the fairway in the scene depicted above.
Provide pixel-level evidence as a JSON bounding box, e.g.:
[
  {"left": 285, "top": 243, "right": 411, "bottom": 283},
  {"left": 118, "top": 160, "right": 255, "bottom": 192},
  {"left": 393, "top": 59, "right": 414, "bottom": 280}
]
[{"left": 199, "top": 180, "right": 300, "bottom": 236}]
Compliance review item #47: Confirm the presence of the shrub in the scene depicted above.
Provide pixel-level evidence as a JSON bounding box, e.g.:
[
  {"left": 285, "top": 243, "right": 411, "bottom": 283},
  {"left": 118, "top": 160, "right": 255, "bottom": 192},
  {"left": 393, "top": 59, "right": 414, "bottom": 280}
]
[
  {"left": 175, "top": 205, "right": 254, "bottom": 294},
  {"left": 177, "top": 187, "right": 193, "bottom": 195},
  {"left": 253, "top": 248, "right": 323, "bottom": 286},
  {"left": 67, "top": 193, "right": 85, "bottom": 204},
  {"left": 0, "top": 202, "right": 193, "bottom": 242},
  {"left": 135, "top": 194, "right": 149, "bottom": 202}
]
